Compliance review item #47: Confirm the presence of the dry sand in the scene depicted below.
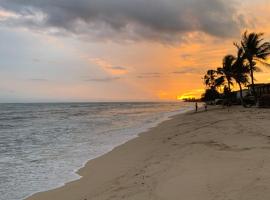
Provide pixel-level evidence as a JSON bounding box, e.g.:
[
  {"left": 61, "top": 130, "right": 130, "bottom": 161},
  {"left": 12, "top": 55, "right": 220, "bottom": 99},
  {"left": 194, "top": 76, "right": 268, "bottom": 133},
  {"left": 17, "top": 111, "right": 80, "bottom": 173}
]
[{"left": 26, "top": 106, "right": 270, "bottom": 200}]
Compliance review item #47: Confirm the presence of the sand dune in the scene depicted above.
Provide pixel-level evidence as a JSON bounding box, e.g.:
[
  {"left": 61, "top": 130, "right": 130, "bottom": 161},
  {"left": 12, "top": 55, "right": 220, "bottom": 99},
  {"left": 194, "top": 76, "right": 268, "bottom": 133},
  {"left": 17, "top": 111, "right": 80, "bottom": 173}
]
[{"left": 26, "top": 106, "right": 270, "bottom": 200}]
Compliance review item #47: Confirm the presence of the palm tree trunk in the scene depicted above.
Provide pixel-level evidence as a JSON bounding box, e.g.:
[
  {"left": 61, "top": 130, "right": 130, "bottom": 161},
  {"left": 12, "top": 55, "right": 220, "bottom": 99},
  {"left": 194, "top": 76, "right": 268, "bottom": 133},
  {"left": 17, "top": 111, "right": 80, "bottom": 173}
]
[
  {"left": 250, "top": 69, "right": 255, "bottom": 95},
  {"left": 226, "top": 79, "right": 231, "bottom": 106},
  {"left": 237, "top": 82, "right": 245, "bottom": 107},
  {"left": 249, "top": 59, "right": 256, "bottom": 101},
  {"left": 226, "top": 76, "right": 231, "bottom": 92},
  {"left": 247, "top": 58, "right": 257, "bottom": 106}
]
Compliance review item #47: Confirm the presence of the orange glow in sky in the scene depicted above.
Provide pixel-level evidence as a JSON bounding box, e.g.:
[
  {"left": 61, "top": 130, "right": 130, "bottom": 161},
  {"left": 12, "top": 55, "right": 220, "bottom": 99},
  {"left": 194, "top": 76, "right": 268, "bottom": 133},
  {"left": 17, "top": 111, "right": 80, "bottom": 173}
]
[{"left": 0, "top": 0, "right": 270, "bottom": 102}]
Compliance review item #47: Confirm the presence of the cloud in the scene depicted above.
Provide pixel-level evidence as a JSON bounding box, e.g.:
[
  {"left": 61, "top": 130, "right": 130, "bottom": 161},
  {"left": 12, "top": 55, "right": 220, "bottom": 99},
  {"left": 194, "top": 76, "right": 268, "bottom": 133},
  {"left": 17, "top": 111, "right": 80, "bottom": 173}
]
[
  {"left": 84, "top": 76, "right": 121, "bottom": 82},
  {"left": 137, "top": 72, "right": 161, "bottom": 79},
  {"left": 32, "top": 58, "right": 41, "bottom": 63},
  {"left": 110, "top": 66, "right": 127, "bottom": 71},
  {"left": 141, "top": 72, "right": 161, "bottom": 75},
  {"left": 0, "top": 0, "right": 245, "bottom": 43},
  {"left": 180, "top": 54, "right": 192, "bottom": 59},
  {"left": 0, "top": 87, "right": 15, "bottom": 94},
  {"left": 85, "top": 57, "right": 128, "bottom": 75},
  {"left": 28, "top": 78, "right": 49, "bottom": 82},
  {"left": 172, "top": 67, "right": 204, "bottom": 75}
]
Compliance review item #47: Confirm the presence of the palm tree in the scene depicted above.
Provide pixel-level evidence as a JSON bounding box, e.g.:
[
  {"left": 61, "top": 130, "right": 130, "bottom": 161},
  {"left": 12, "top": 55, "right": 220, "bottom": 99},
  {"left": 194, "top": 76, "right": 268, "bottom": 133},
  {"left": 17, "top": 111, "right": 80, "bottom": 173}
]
[
  {"left": 203, "top": 69, "right": 221, "bottom": 102},
  {"left": 217, "top": 55, "right": 235, "bottom": 92},
  {"left": 204, "top": 69, "right": 218, "bottom": 89},
  {"left": 214, "top": 75, "right": 225, "bottom": 92},
  {"left": 232, "top": 47, "right": 250, "bottom": 105},
  {"left": 240, "top": 31, "right": 270, "bottom": 100}
]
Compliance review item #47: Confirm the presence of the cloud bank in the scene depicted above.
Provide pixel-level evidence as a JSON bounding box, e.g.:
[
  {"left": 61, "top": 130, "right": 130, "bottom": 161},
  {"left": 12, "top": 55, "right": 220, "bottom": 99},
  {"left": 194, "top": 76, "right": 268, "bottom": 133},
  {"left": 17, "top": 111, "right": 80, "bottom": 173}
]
[{"left": 0, "top": 0, "right": 244, "bottom": 43}]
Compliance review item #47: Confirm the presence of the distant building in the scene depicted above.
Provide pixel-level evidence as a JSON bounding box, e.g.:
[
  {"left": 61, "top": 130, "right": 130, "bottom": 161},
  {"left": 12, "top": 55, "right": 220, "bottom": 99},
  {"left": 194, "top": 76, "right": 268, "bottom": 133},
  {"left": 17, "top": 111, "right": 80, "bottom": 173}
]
[
  {"left": 235, "top": 89, "right": 250, "bottom": 99},
  {"left": 248, "top": 83, "right": 270, "bottom": 97}
]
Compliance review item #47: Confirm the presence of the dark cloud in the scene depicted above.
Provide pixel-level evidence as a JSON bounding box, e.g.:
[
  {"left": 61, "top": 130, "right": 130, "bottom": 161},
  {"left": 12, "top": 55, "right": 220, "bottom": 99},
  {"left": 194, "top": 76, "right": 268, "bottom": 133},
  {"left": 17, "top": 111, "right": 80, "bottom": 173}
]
[
  {"left": 0, "top": 0, "right": 243, "bottom": 43},
  {"left": 84, "top": 76, "right": 121, "bottom": 82}
]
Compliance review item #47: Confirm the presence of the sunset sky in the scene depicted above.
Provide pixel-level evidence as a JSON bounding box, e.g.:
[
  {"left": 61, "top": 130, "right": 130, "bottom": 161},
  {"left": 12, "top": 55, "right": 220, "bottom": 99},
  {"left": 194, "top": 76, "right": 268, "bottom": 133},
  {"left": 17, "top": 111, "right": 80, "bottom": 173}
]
[{"left": 0, "top": 0, "right": 270, "bottom": 102}]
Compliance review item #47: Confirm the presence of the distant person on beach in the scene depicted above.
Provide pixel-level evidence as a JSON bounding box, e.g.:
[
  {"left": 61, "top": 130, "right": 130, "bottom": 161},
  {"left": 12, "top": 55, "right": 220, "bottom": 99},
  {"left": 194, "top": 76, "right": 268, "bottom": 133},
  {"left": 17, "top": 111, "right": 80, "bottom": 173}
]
[
  {"left": 195, "top": 102, "right": 198, "bottom": 112},
  {"left": 204, "top": 103, "right": 208, "bottom": 111}
]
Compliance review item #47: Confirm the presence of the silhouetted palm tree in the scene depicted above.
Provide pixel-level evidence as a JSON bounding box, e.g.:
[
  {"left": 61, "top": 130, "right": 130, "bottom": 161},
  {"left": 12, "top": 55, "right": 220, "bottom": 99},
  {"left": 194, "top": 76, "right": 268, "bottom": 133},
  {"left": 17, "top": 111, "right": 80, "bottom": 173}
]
[
  {"left": 204, "top": 69, "right": 218, "bottom": 89},
  {"left": 214, "top": 75, "right": 225, "bottom": 92},
  {"left": 232, "top": 47, "right": 249, "bottom": 105},
  {"left": 217, "top": 55, "right": 235, "bottom": 92},
  {"left": 203, "top": 70, "right": 222, "bottom": 102},
  {"left": 239, "top": 31, "right": 270, "bottom": 99}
]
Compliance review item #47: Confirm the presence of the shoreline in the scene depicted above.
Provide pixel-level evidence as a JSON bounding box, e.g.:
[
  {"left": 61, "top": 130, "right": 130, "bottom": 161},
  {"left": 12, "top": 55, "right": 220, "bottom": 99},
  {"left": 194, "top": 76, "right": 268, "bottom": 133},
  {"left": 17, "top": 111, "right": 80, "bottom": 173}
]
[
  {"left": 24, "top": 105, "right": 193, "bottom": 200},
  {"left": 26, "top": 106, "right": 270, "bottom": 200}
]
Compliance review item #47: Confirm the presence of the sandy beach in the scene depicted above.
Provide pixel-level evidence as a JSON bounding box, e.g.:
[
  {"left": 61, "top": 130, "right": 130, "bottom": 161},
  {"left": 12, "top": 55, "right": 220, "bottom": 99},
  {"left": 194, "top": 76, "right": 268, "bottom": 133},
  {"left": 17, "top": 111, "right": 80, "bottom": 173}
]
[{"left": 26, "top": 106, "right": 270, "bottom": 200}]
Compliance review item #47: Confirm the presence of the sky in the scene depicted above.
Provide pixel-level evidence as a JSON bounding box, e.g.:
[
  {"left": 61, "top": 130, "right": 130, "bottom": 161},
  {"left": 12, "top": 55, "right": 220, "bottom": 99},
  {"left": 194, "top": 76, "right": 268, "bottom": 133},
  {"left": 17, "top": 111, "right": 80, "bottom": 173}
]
[{"left": 0, "top": 0, "right": 270, "bottom": 102}]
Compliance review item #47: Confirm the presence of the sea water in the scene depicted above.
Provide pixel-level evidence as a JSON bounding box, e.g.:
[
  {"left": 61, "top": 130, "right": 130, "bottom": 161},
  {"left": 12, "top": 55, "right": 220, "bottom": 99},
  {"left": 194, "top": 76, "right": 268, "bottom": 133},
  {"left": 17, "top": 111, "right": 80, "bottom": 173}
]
[{"left": 0, "top": 102, "right": 193, "bottom": 200}]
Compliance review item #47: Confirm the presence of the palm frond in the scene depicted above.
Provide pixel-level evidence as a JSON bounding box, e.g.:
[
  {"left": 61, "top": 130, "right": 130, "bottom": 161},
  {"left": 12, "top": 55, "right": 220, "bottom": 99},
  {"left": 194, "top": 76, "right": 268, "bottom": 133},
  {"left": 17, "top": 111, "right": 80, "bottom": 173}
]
[{"left": 254, "top": 58, "right": 270, "bottom": 68}]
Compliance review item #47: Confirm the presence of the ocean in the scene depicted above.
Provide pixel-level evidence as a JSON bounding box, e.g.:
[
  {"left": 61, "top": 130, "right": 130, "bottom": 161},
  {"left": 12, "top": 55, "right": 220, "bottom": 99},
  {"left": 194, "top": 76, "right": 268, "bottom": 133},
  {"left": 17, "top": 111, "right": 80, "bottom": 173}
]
[{"left": 0, "top": 102, "right": 193, "bottom": 200}]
